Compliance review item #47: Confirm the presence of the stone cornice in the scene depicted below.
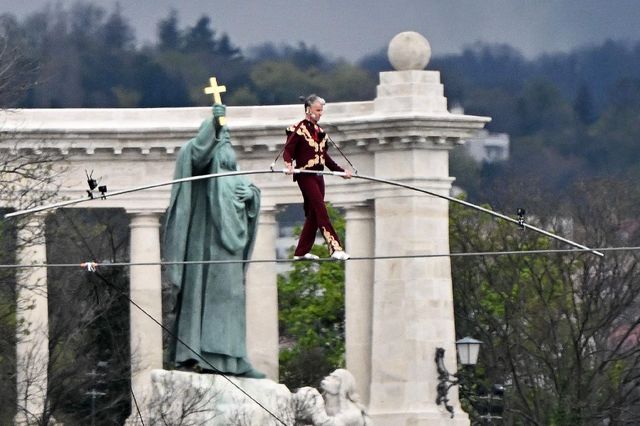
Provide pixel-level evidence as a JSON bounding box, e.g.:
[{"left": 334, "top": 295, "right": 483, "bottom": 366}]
[
  {"left": 1, "top": 105, "right": 489, "bottom": 157},
  {"left": 0, "top": 82, "right": 490, "bottom": 212}
]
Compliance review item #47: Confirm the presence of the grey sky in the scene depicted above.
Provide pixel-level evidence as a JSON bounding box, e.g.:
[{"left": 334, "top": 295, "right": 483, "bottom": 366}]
[{"left": 2, "top": 0, "right": 640, "bottom": 61}]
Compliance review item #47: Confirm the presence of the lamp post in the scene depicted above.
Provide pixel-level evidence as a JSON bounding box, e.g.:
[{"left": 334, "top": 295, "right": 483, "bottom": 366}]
[
  {"left": 476, "top": 384, "right": 505, "bottom": 424},
  {"left": 435, "top": 337, "right": 483, "bottom": 418},
  {"left": 86, "top": 360, "right": 108, "bottom": 426},
  {"left": 456, "top": 336, "right": 483, "bottom": 366}
]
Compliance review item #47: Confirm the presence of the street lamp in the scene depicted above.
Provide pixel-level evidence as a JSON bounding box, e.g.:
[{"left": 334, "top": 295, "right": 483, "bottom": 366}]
[
  {"left": 456, "top": 336, "right": 483, "bottom": 366},
  {"left": 435, "top": 337, "right": 483, "bottom": 418}
]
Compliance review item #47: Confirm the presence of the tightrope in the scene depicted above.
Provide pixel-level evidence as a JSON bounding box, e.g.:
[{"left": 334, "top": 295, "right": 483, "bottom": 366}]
[
  {"left": 3, "top": 168, "right": 603, "bottom": 257},
  {"left": 0, "top": 247, "right": 635, "bottom": 270}
]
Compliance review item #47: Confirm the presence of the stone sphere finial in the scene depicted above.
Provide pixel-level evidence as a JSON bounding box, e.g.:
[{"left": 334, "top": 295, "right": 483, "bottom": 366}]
[{"left": 387, "top": 31, "right": 431, "bottom": 71}]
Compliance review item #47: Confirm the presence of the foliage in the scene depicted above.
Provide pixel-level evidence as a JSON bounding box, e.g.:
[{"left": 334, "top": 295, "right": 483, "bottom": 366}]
[
  {"left": 0, "top": 215, "right": 17, "bottom": 424},
  {"left": 45, "top": 209, "right": 132, "bottom": 425},
  {"left": 0, "top": 206, "right": 132, "bottom": 423},
  {"left": 450, "top": 179, "right": 640, "bottom": 424},
  {"left": 1, "top": 4, "right": 376, "bottom": 109},
  {"left": 0, "top": 144, "right": 63, "bottom": 423},
  {"left": 0, "top": 15, "right": 38, "bottom": 107},
  {"left": 278, "top": 204, "right": 346, "bottom": 389}
]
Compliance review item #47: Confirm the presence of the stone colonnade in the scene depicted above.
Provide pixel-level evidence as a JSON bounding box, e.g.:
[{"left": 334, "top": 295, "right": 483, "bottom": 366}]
[{"left": 4, "top": 50, "right": 489, "bottom": 425}]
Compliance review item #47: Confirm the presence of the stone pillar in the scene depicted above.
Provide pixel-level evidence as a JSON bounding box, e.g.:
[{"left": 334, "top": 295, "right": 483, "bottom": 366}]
[
  {"left": 366, "top": 31, "right": 470, "bottom": 425},
  {"left": 245, "top": 206, "right": 279, "bottom": 380},
  {"left": 367, "top": 151, "right": 466, "bottom": 425},
  {"left": 344, "top": 203, "right": 375, "bottom": 405},
  {"left": 128, "top": 211, "right": 163, "bottom": 403},
  {"left": 15, "top": 215, "right": 50, "bottom": 425}
]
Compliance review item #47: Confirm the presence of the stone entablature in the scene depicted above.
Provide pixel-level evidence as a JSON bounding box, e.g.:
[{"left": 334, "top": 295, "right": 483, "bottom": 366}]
[
  {"left": 1, "top": 103, "right": 483, "bottom": 152},
  {"left": 0, "top": 102, "right": 487, "bottom": 213}
]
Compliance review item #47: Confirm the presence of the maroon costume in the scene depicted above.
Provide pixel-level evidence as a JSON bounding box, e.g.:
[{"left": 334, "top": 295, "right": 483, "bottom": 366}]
[{"left": 284, "top": 119, "right": 345, "bottom": 256}]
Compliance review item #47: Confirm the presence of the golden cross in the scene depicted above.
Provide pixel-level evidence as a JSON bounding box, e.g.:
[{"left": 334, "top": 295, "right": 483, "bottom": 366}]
[{"left": 204, "top": 76, "right": 227, "bottom": 125}]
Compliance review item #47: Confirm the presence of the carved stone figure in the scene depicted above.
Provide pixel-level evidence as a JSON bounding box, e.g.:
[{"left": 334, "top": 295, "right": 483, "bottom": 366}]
[{"left": 294, "top": 369, "right": 371, "bottom": 425}]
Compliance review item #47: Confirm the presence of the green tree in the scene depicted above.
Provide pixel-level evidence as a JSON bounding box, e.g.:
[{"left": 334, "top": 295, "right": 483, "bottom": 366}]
[
  {"left": 278, "top": 204, "right": 346, "bottom": 389},
  {"left": 573, "top": 83, "right": 597, "bottom": 125},
  {"left": 323, "top": 62, "right": 375, "bottom": 102},
  {"left": 0, "top": 15, "right": 38, "bottom": 107},
  {"left": 45, "top": 208, "right": 132, "bottom": 425},
  {"left": 250, "top": 60, "right": 323, "bottom": 105},
  {"left": 585, "top": 78, "right": 640, "bottom": 176},
  {"left": 157, "top": 9, "right": 180, "bottom": 51},
  {"left": 449, "top": 145, "right": 481, "bottom": 196},
  {"left": 515, "top": 79, "right": 575, "bottom": 137},
  {"left": 248, "top": 42, "right": 329, "bottom": 71},
  {"left": 101, "top": 3, "right": 134, "bottom": 52},
  {"left": 0, "top": 142, "right": 63, "bottom": 423},
  {"left": 183, "top": 16, "right": 216, "bottom": 53},
  {"left": 451, "top": 179, "right": 640, "bottom": 424},
  {"left": 0, "top": 216, "right": 17, "bottom": 425}
]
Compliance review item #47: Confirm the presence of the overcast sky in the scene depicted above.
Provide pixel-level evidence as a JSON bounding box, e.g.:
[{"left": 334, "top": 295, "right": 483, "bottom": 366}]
[{"left": 2, "top": 0, "right": 640, "bottom": 61}]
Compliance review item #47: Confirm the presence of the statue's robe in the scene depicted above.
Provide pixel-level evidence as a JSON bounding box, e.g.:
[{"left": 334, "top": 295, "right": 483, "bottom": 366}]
[{"left": 164, "top": 114, "right": 261, "bottom": 375}]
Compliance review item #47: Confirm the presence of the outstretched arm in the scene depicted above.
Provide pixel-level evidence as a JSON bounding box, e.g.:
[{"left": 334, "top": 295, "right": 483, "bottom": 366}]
[{"left": 190, "top": 104, "right": 228, "bottom": 172}]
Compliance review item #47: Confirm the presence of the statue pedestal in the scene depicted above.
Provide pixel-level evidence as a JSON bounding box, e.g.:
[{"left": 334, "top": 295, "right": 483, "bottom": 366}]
[{"left": 124, "top": 370, "right": 295, "bottom": 426}]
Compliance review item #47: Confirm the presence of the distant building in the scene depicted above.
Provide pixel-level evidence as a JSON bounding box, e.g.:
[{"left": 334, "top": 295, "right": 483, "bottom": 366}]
[
  {"left": 463, "top": 129, "right": 510, "bottom": 163},
  {"left": 450, "top": 104, "right": 509, "bottom": 163}
]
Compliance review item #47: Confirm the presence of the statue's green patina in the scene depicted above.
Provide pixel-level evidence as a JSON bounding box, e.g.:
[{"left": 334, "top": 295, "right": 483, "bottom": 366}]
[{"left": 164, "top": 103, "right": 263, "bottom": 378}]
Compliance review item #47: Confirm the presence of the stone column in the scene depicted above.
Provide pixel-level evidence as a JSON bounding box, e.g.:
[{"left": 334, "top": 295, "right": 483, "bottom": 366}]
[
  {"left": 344, "top": 203, "right": 375, "bottom": 405},
  {"left": 245, "top": 206, "right": 279, "bottom": 379},
  {"left": 365, "top": 32, "right": 472, "bottom": 425},
  {"left": 128, "top": 211, "right": 163, "bottom": 403},
  {"left": 15, "top": 215, "right": 50, "bottom": 425},
  {"left": 367, "top": 148, "right": 466, "bottom": 425}
]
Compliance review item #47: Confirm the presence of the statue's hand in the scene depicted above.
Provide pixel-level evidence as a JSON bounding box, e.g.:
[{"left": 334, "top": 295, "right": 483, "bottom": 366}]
[
  {"left": 235, "top": 184, "right": 252, "bottom": 202},
  {"left": 293, "top": 387, "right": 324, "bottom": 421},
  {"left": 213, "top": 104, "right": 226, "bottom": 119}
]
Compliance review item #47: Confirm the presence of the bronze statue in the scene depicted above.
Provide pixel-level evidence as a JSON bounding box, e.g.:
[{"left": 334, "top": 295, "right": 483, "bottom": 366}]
[{"left": 164, "top": 102, "right": 263, "bottom": 378}]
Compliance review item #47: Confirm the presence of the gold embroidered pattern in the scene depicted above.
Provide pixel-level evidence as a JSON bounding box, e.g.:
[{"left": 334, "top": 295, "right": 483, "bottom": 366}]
[
  {"left": 300, "top": 154, "right": 324, "bottom": 169},
  {"left": 288, "top": 122, "right": 328, "bottom": 170},
  {"left": 321, "top": 226, "right": 342, "bottom": 254}
]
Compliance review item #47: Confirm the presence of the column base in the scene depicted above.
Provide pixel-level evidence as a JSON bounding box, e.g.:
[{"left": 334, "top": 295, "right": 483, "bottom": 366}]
[
  {"left": 124, "top": 369, "right": 295, "bottom": 426},
  {"left": 369, "top": 409, "right": 469, "bottom": 426},
  {"left": 15, "top": 413, "right": 60, "bottom": 425}
]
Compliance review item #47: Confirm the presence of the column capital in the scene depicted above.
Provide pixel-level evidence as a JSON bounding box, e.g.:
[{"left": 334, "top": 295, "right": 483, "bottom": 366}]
[
  {"left": 343, "top": 201, "right": 374, "bottom": 219},
  {"left": 260, "top": 203, "right": 278, "bottom": 213},
  {"left": 259, "top": 205, "right": 278, "bottom": 224},
  {"left": 127, "top": 210, "right": 163, "bottom": 230},
  {"left": 126, "top": 208, "right": 165, "bottom": 216}
]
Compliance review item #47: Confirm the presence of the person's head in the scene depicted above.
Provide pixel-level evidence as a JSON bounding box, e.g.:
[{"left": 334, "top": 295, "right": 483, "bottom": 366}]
[
  {"left": 303, "top": 94, "right": 325, "bottom": 123},
  {"left": 320, "top": 368, "right": 357, "bottom": 400},
  {"left": 320, "top": 369, "right": 370, "bottom": 423},
  {"left": 211, "top": 139, "right": 237, "bottom": 171}
]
